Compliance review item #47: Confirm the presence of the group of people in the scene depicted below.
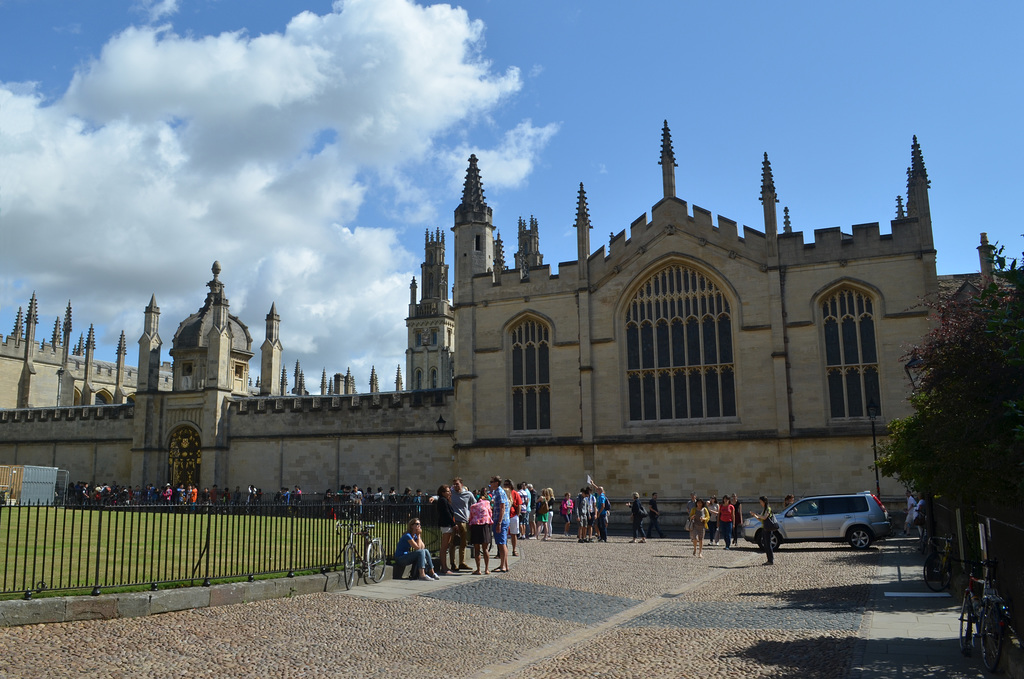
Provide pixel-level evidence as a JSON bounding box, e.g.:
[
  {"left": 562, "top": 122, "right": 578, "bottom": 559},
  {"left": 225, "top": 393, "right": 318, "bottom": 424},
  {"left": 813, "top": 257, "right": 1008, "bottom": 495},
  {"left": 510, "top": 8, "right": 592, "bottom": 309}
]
[
  {"left": 393, "top": 480, "right": 788, "bottom": 580},
  {"left": 393, "top": 476, "right": 562, "bottom": 580}
]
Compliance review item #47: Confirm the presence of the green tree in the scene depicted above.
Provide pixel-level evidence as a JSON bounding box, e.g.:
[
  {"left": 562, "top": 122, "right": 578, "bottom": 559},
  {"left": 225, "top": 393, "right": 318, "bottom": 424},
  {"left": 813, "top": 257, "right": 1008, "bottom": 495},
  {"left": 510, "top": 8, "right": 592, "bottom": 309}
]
[{"left": 877, "top": 274, "right": 1024, "bottom": 503}]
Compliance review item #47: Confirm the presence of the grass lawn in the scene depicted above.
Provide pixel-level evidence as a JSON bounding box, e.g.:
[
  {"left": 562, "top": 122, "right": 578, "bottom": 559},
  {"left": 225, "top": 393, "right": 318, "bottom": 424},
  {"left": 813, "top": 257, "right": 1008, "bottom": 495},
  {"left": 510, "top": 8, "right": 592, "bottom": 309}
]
[{"left": 0, "top": 505, "right": 438, "bottom": 596}]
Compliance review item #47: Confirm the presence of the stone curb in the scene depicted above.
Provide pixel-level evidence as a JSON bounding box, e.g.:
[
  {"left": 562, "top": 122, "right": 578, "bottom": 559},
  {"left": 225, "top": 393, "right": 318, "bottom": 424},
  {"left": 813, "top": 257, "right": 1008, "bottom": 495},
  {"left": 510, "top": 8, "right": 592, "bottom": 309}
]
[{"left": 0, "top": 567, "right": 375, "bottom": 628}]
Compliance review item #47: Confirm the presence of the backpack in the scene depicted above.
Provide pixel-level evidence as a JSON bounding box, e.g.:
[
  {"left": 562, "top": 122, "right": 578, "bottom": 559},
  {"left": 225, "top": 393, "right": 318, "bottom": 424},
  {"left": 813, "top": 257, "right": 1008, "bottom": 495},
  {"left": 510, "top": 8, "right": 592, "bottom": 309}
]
[{"left": 537, "top": 499, "right": 548, "bottom": 515}]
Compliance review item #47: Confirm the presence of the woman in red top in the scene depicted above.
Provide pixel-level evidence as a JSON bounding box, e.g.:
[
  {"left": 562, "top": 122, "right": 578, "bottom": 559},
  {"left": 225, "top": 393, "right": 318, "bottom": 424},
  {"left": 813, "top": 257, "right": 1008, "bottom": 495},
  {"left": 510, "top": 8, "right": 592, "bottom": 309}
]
[{"left": 718, "top": 497, "right": 736, "bottom": 549}]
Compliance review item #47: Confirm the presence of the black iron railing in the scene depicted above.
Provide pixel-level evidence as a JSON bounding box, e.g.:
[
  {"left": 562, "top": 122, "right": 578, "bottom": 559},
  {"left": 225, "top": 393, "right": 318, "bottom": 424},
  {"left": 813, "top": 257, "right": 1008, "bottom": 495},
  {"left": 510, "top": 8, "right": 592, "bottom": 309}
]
[{"left": 0, "top": 502, "right": 439, "bottom": 597}]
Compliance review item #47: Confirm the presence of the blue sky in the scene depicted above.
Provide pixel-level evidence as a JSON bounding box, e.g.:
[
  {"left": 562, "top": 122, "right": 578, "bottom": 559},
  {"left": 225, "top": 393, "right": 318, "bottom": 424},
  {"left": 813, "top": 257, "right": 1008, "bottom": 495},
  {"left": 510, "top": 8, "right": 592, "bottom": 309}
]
[{"left": 1, "top": 0, "right": 1021, "bottom": 386}]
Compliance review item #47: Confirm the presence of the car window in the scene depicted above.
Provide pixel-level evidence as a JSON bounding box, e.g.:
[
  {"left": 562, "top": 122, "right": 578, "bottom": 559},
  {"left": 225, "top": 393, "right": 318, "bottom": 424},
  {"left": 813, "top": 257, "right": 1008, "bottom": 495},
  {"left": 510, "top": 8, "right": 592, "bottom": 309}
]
[
  {"left": 820, "top": 496, "right": 869, "bottom": 514},
  {"left": 789, "top": 499, "right": 820, "bottom": 517}
]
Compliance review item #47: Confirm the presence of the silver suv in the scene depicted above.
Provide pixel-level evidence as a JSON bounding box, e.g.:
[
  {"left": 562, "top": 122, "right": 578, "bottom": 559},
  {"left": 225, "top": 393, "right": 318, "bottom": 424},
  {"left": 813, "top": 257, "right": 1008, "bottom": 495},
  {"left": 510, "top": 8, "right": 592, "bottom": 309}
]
[{"left": 742, "top": 491, "right": 890, "bottom": 550}]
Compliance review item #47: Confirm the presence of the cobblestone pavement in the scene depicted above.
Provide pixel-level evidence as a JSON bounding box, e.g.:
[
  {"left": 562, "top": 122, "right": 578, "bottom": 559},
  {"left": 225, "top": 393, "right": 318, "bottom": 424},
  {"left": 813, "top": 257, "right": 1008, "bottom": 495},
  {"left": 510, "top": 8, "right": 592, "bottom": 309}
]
[{"left": 0, "top": 534, "right": 978, "bottom": 678}]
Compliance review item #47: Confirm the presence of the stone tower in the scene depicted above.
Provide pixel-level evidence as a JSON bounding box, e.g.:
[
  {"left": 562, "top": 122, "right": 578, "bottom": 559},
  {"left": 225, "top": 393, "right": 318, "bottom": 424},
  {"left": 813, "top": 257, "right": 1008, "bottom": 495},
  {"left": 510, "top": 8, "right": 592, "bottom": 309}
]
[
  {"left": 260, "top": 303, "right": 282, "bottom": 395},
  {"left": 452, "top": 154, "right": 494, "bottom": 303},
  {"left": 515, "top": 216, "right": 543, "bottom": 279},
  {"left": 406, "top": 228, "right": 455, "bottom": 390}
]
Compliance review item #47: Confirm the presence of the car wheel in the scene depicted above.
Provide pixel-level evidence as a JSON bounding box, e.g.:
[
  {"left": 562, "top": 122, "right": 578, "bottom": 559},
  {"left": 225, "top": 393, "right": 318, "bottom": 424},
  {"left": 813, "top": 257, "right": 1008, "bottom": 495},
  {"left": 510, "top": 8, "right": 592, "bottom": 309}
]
[
  {"left": 770, "top": 531, "right": 782, "bottom": 551},
  {"left": 847, "top": 526, "right": 872, "bottom": 549}
]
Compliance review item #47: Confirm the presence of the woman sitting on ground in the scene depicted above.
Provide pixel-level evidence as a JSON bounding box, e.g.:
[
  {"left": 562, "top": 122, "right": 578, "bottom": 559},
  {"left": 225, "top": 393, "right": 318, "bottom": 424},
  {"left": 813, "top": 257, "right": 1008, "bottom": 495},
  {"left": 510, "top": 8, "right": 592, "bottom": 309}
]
[{"left": 393, "top": 517, "right": 439, "bottom": 581}]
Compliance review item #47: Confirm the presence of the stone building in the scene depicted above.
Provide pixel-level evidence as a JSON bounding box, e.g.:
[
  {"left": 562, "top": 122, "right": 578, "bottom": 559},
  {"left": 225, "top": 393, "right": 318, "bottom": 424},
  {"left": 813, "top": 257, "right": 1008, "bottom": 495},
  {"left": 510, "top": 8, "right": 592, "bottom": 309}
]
[{"left": 0, "top": 122, "right": 986, "bottom": 498}]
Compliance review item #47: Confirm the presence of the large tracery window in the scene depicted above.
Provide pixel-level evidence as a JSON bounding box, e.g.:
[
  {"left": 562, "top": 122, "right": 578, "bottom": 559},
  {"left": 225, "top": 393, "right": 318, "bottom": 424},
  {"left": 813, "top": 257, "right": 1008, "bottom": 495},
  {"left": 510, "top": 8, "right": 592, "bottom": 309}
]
[
  {"left": 822, "top": 289, "right": 880, "bottom": 419},
  {"left": 625, "top": 265, "right": 736, "bottom": 421},
  {"left": 510, "top": 319, "right": 550, "bottom": 430}
]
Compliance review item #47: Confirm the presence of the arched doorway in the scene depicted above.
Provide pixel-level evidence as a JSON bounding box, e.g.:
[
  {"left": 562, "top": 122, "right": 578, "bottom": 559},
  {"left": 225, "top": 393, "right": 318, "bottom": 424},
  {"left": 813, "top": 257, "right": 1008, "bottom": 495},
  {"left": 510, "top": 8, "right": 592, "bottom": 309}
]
[{"left": 168, "top": 426, "right": 201, "bottom": 488}]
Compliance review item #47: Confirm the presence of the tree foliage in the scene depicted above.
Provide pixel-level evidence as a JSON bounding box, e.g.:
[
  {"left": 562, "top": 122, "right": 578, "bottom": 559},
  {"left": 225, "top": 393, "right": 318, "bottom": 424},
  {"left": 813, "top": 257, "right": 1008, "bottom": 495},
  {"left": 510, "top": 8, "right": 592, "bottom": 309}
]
[{"left": 877, "top": 252, "right": 1024, "bottom": 503}]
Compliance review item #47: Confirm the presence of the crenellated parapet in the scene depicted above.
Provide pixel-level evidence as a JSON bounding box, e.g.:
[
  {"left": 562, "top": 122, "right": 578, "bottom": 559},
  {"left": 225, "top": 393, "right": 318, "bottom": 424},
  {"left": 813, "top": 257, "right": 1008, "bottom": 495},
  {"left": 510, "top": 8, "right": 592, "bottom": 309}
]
[
  {"left": 228, "top": 389, "right": 452, "bottom": 438},
  {"left": 776, "top": 216, "right": 934, "bottom": 266},
  {"left": 0, "top": 404, "right": 135, "bottom": 425}
]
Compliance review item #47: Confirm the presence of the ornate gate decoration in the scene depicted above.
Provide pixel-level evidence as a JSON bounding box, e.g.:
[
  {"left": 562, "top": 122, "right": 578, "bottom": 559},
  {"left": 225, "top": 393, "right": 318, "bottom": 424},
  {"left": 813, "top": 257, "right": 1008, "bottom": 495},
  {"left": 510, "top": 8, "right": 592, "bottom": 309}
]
[{"left": 168, "top": 426, "right": 201, "bottom": 488}]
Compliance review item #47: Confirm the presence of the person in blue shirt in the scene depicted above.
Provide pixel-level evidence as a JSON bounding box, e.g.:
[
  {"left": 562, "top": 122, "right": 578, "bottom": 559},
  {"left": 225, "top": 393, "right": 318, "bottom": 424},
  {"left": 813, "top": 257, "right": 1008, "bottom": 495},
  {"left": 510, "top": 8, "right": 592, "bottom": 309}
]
[
  {"left": 393, "top": 517, "right": 439, "bottom": 580},
  {"left": 595, "top": 486, "right": 610, "bottom": 542},
  {"left": 489, "top": 476, "right": 510, "bottom": 572}
]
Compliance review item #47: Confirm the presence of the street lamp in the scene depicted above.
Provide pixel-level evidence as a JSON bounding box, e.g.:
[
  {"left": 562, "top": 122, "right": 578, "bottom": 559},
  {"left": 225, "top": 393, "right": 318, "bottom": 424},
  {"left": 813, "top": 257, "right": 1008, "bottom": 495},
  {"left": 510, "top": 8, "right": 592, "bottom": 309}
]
[
  {"left": 867, "top": 401, "right": 880, "bottom": 498},
  {"left": 436, "top": 415, "right": 446, "bottom": 432},
  {"left": 55, "top": 367, "right": 65, "bottom": 406}
]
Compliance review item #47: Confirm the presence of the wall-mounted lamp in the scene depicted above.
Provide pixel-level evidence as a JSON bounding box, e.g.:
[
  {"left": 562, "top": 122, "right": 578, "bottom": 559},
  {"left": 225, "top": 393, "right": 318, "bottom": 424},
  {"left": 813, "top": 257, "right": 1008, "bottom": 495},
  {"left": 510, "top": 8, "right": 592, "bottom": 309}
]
[{"left": 436, "top": 415, "right": 455, "bottom": 441}]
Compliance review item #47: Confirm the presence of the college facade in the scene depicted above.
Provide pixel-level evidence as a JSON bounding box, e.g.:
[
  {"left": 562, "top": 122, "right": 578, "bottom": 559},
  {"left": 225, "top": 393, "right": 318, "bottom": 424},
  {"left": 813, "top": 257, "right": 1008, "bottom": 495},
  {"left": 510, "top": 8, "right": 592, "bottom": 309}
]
[{"left": 0, "top": 123, "right": 985, "bottom": 499}]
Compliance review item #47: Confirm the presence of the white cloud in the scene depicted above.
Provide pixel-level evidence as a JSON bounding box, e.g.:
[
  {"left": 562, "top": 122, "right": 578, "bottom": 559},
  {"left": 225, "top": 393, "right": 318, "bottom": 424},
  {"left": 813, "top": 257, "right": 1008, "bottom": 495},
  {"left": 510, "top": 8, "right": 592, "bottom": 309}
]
[
  {"left": 135, "top": 0, "right": 179, "bottom": 24},
  {"left": 442, "top": 119, "right": 560, "bottom": 194},
  {"left": 0, "top": 0, "right": 547, "bottom": 388}
]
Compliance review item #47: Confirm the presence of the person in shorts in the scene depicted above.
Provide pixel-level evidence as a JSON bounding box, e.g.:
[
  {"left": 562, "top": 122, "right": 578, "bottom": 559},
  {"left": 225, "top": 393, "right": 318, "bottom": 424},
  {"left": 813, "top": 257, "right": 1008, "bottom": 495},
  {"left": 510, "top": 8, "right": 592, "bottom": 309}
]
[
  {"left": 504, "top": 479, "right": 521, "bottom": 556},
  {"left": 489, "top": 476, "right": 510, "bottom": 572}
]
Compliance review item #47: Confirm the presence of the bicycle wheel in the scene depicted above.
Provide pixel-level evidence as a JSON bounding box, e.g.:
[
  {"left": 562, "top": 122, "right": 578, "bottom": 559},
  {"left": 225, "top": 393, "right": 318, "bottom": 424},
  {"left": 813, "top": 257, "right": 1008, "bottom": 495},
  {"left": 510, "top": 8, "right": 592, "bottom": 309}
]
[
  {"left": 959, "top": 595, "right": 974, "bottom": 657},
  {"left": 980, "top": 601, "right": 1004, "bottom": 672},
  {"left": 365, "top": 539, "right": 386, "bottom": 583},
  {"left": 923, "top": 553, "right": 952, "bottom": 591},
  {"left": 342, "top": 542, "right": 357, "bottom": 590}
]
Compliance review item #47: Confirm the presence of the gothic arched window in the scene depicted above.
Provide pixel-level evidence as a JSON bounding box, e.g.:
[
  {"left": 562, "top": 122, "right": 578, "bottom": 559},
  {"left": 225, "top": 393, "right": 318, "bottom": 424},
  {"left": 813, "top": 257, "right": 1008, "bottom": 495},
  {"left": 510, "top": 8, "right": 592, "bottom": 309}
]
[
  {"left": 510, "top": 319, "right": 550, "bottom": 430},
  {"left": 822, "top": 288, "right": 880, "bottom": 418},
  {"left": 430, "top": 368, "right": 438, "bottom": 388},
  {"left": 625, "top": 264, "right": 736, "bottom": 421},
  {"left": 414, "top": 369, "right": 423, "bottom": 391}
]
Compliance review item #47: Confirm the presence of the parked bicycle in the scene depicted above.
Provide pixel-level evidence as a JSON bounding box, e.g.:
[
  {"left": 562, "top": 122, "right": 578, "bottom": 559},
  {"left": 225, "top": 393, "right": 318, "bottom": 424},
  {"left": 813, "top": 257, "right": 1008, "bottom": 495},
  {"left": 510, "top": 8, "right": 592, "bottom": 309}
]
[
  {"left": 923, "top": 535, "right": 953, "bottom": 591},
  {"left": 336, "top": 521, "right": 386, "bottom": 589},
  {"left": 958, "top": 558, "right": 1011, "bottom": 672}
]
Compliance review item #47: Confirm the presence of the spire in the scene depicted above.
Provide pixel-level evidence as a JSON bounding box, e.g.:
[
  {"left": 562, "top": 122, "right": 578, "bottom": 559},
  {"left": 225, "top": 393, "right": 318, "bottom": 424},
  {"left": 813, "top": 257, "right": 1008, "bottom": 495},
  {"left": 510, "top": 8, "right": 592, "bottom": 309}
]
[
  {"left": 116, "top": 330, "right": 126, "bottom": 356},
  {"left": 459, "top": 154, "right": 487, "bottom": 212},
  {"left": 895, "top": 195, "right": 906, "bottom": 219},
  {"left": 51, "top": 318, "right": 61, "bottom": 347},
  {"left": 659, "top": 120, "right": 677, "bottom": 198},
  {"left": 321, "top": 368, "right": 328, "bottom": 395},
  {"left": 493, "top": 231, "right": 506, "bottom": 275},
  {"left": 783, "top": 207, "right": 792, "bottom": 234},
  {"left": 909, "top": 135, "right": 929, "bottom": 186},
  {"left": 395, "top": 364, "right": 403, "bottom": 391},
  {"left": 575, "top": 183, "right": 592, "bottom": 230},
  {"left": 576, "top": 183, "right": 592, "bottom": 281},
  {"left": 345, "top": 367, "right": 353, "bottom": 394},
  {"left": 760, "top": 152, "right": 779, "bottom": 244},
  {"left": 12, "top": 306, "right": 23, "bottom": 341},
  {"left": 74, "top": 333, "right": 84, "bottom": 356},
  {"left": 280, "top": 366, "right": 288, "bottom": 396},
  {"left": 905, "top": 135, "right": 931, "bottom": 220},
  {"left": 369, "top": 366, "right": 379, "bottom": 393},
  {"left": 86, "top": 324, "right": 95, "bottom": 352},
  {"left": 26, "top": 292, "right": 38, "bottom": 327},
  {"left": 760, "top": 152, "right": 777, "bottom": 199}
]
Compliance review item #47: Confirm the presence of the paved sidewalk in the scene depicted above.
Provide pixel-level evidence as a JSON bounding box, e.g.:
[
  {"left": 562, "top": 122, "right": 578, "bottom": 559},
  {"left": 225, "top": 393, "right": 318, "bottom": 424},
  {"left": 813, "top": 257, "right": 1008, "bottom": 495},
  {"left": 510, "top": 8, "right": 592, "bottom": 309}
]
[
  {"left": 853, "top": 535, "right": 985, "bottom": 678},
  {"left": 0, "top": 532, "right": 1006, "bottom": 677}
]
